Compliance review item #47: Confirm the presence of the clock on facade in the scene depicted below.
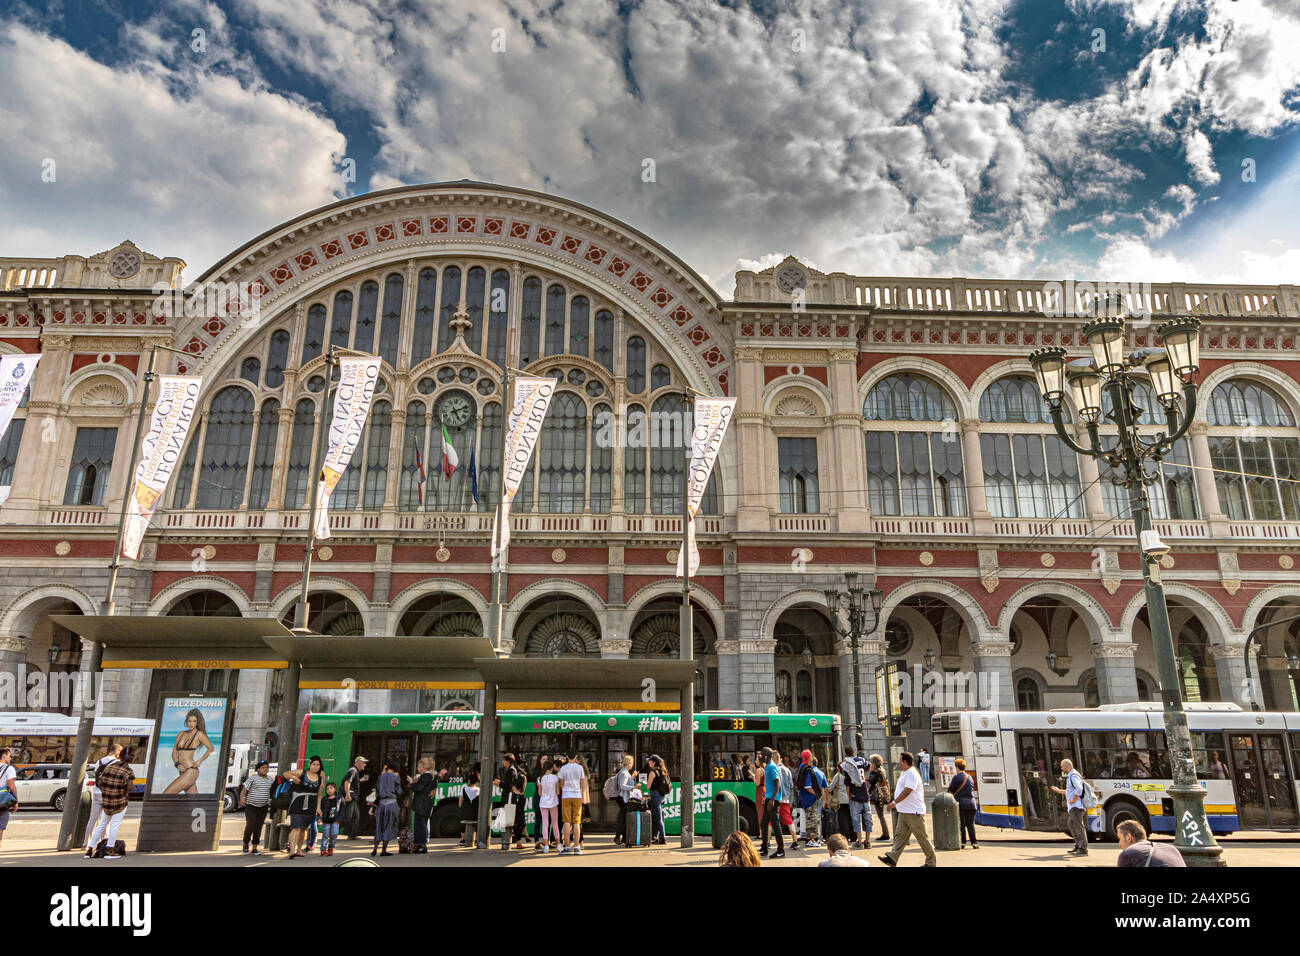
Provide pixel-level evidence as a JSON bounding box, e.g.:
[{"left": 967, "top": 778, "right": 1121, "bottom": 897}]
[
  {"left": 437, "top": 393, "right": 472, "bottom": 428},
  {"left": 776, "top": 263, "right": 806, "bottom": 293}
]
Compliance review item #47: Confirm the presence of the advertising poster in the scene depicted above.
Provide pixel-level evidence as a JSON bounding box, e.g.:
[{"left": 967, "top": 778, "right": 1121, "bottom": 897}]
[{"left": 148, "top": 694, "right": 229, "bottom": 797}]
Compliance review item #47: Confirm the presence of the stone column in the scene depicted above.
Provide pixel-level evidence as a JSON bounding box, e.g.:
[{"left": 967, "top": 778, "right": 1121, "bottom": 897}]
[
  {"left": 836, "top": 637, "right": 887, "bottom": 754},
  {"left": 1077, "top": 450, "right": 1107, "bottom": 520},
  {"left": 1213, "top": 638, "right": 1250, "bottom": 705},
  {"left": 970, "top": 639, "right": 1013, "bottom": 711},
  {"left": 1092, "top": 639, "right": 1139, "bottom": 704},
  {"left": 233, "top": 668, "right": 271, "bottom": 744},
  {"left": 716, "top": 641, "right": 742, "bottom": 710},
  {"left": 716, "top": 638, "right": 776, "bottom": 712},
  {"left": 828, "top": 348, "right": 869, "bottom": 532},
  {"left": 268, "top": 403, "right": 295, "bottom": 511},
  {"left": 1188, "top": 422, "right": 1225, "bottom": 520},
  {"left": 733, "top": 347, "right": 768, "bottom": 531},
  {"left": 959, "top": 418, "right": 989, "bottom": 518}
]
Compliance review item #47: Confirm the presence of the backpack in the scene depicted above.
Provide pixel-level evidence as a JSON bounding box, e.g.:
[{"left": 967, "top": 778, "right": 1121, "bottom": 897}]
[
  {"left": 799, "top": 764, "right": 823, "bottom": 799},
  {"left": 652, "top": 772, "right": 671, "bottom": 796},
  {"left": 1075, "top": 772, "right": 1098, "bottom": 810},
  {"left": 602, "top": 773, "right": 620, "bottom": 800},
  {"left": 272, "top": 775, "right": 294, "bottom": 812}
]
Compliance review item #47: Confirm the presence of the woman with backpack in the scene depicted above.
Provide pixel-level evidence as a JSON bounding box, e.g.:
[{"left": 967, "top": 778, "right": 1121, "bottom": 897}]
[
  {"left": 947, "top": 757, "right": 979, "bottom": 849},
  {"left": 866, "top": 754, "right": 890, "bottom": 842},
  {"left": 281, "top": 755, "right": 325, "bottom": 859},
  {"left": 645, "top": 754, "right": 671, "bottom": 846}
]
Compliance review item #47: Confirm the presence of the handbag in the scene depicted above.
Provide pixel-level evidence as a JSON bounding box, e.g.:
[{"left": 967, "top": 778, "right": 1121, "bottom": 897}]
[{"left": 493, "top": 801, "right": 516, "bottom": 829}]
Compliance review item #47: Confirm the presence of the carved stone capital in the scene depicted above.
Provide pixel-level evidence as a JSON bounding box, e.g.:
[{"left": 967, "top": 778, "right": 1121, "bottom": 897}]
[
  {"left": 971, "top": 641, "right": 1013, "bottom": 658},
  {"left": 1091, "top": 642, "right": 1137, "bottom": 659},
  {"left": 598, "top": 639, "right": 632, "bottom": 655},
  {"left": 715, "top": 638, "right": 777, "bottom": 655},
  {"left": 828, "top": 348, "right": 858, "bottom": 362},
  {"left": 1210, "top": 642, "right": 1245, "bottom": 661}
]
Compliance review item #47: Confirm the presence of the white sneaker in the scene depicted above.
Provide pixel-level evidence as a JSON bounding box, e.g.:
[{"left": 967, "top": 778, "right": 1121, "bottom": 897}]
[
  {"left": 558, "top": 846, "right": 571, "bottom": 855},
  {"left": 542, "top": 845, "right": 549, "bottom": 854},
  {"left": 573, "top": 846, "right": 583, "bottom": 854}
]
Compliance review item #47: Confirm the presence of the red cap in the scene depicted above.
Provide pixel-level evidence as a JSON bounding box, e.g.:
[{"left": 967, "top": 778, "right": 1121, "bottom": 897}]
[{"left": 801, "top": 749, "right": 812, "bottom": 764}]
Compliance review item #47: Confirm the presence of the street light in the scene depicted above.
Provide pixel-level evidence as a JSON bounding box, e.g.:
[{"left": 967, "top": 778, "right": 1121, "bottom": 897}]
[
  {"left": 824, "top": 576, "right": 884, "bottom": 753},
  {"left": 1028, "top": 311, "right": 1223, "bottom": 866}
]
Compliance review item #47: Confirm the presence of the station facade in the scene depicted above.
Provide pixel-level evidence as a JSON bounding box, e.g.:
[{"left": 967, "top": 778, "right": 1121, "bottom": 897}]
[{"left": 1, "top": 182, "right": 1298, "bottom": 751}]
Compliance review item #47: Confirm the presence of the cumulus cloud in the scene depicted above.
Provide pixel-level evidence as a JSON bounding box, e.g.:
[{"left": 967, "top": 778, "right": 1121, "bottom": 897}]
[{"left": 0, "top": 20, "right": 347, "bottom": 275}]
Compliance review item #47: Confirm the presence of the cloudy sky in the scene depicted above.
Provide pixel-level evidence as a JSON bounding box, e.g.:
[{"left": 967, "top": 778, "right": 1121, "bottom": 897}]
[{"left": 2, "top": 0, "right": 1299, "bottom": 294}]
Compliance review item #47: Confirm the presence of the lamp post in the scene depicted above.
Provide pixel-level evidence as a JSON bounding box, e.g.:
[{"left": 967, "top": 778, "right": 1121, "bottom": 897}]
[
  {"left": 1029, "top": 311, "right": 1223, "bottom": 866},
  {"left": 823, "top": 573, "right": 884, "bottom": 753},
  {"left": 1241, "top": 613, "right": 1300, "bottom": 712}
]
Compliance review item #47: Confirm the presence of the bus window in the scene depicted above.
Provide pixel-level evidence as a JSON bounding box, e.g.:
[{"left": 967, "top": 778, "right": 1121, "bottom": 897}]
[
  {"left": 417, "top": 733, "right": 477, "bottom": 782},
  {"left": 1193, "top": 732, "right": 1229, "bottom": 779},
  {"left": 637, "top": 733, "right": 681, "bottom": 779}
]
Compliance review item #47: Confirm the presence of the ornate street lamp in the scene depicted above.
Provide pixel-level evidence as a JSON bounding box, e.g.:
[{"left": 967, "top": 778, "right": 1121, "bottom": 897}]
[
  {"left": 824, "top": 575, "right": 884, "bottom": 753},
  {"left": 1029, "top": 312, "right": 1223, "bottom": 866}
]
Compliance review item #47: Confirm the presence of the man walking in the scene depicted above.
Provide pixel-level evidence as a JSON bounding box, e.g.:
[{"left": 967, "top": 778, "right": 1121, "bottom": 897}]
[
  {"left": 795, "top": 751, "right": 826, "bottom": 848},
  {"left": 776, "top": 751, "right": 796, "bottom": 849},
  {"left": 341, "top": 755, "right": 369, "bottom": 840},
  {"left": 240, "top": 759, "right": 274, "bottom": 854},
  {"left": 757, "top": 748, "right": 785, "bottom": 859},
  {"left": 85, "top": 748, "right": 135, "bottom": 859},
  {"left": 82, "top": 743, "right": 122, "bottom": 853},
  {"left": 1050, "top": 758, "right": 1088, "bottom": 856},
  {"left": 840, "top": 746, "right": 872, "bottom": 848},
  {"left": 877, "top": 752, "right": 936, "bottom": 867}
]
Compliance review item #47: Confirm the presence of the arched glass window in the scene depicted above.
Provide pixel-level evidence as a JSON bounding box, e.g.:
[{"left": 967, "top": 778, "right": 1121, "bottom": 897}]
[
  {"left": 979, "top": 376, "right": 1082, "bottom": 518},
  {"left": 796, "top": 670, "right": 814, "bottom": 711},
  {"left": 329, "top": 290, "right": 353, "bottom": 350},
  {"left": 537, "top": 392, "right": 586, "bottom": 512},
  {"left": 354, "top": 280, "right": 379, "bottom": 354},
  {"left": 195, "top": 387, "right": 255, "bottom": 509},
  {"left": 430, "top": 390, "right": 475, "bottom": 511},
  {"left": 778, "top": 437, "right": 819, "bottom": 514},
  {"left": 359, "top": 400, "right": 391, "bottom": 510},
  {"left": 864, "top": 374, "right": 956, "bottom": 422},
  {"left": 568, "top": 296, "right": 589, "bottom": 357},
  {"left": 1016, "top": 677, "right": 1041, "bottom": 711},
  {"left": 284, "top": 399, "right": 317, "bottom": 508},
  {"left": 399, "top": 401, "right": 428, "bottom": 510},
  {"left": 1099, "top": 439, "right": 1197, "bottom": 520},
  {"left": 775, "top": 671, "right": 792, "bottom": 713},
  {"left": 650, "top": 395, "right": 683, "bottom": 515},
  {"left": 330, "top": 395, "right": 363, "bottom": 510},
  {"left": 478, "top": 401, "right": 502, "bottom": 510},
  {"left": 520, "top": 277, "right": 542, "bottom": 366},
  {"left": 301, "top": 305, "right": 326, "bottom": 364},
  {"left": 378, "top": 273, "right": 404, "bottom": 367},
  {"left": 590, "top": 402, "right": 612, "bottom": 513},
  {"left": 172, "top": 433, "right": 198, "bottom": 508},
  {"left": 240, "top": 357, "right": 260, "bottom": 385},
  {"left": 627, "top": 337, "right": 646, "bottom": 393},
  {"left": 486, "top": 270, "right": 509, "bottom": 367},
  {"left": 625, "top": 404, "right": 647, "bottom": 514},
  {"left": 266, "top": 329, "right": 291, "bottom": 388},
  {"left": 1207, "top": 380, "right": 1300, "bottom": 520},
  {"left": 651, "top": 364, "right": 671, "bottom": 390},
  {"left": 979, "top": 375, "right": 1056, "bottom": 424},
  {"left": 411, "top": 268, "right": 437, "bottom": 362},
  {"left": 544, "top": 284, "right": 566, "bottom": 356},
  {"left": 464, "top": 266, "right": 486, "bottom": 354},
  {"left": 436, "top": 266, "right": 462, "bottom": 355},
  {"left": 863, "top": 375, "right": 966, "bottom": 516},
  {"left": 593, "top": 309, "right": 614, "bottom": 371},
  {"left": 64, "top": 428, "right": 116, "bottom": 506},
  {"left": 248, "top": 399, "right": 280, "bottom": 509}
]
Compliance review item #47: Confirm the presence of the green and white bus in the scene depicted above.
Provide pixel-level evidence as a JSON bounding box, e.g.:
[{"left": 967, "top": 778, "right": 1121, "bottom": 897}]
[{"left": 296, "top": 710, "right": 840, "bottom": 836}]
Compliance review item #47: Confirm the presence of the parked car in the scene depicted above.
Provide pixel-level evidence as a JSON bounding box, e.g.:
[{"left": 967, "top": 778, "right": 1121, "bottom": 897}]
[{"left": 12, "top": 763, "right": 90, "bottom": 811}]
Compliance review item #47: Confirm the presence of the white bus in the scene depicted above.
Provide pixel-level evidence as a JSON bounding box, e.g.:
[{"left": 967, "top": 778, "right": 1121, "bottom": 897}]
[
  {"left": 0, "top": 712, "right": 153, "bottom": 797},
  {"left": 932, "top": 703, "right": 1300, "bottom": 840}
]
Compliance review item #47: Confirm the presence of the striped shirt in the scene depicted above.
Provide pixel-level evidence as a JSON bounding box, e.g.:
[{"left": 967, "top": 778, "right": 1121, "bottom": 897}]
[{"left": 242, "top": 773, "right": 274, "bottom": 807}]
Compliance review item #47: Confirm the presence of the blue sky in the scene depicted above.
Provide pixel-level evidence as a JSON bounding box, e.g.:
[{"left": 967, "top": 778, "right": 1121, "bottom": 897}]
[{"left": 2, "top": 0, "right": 1298, "bottom": 293}]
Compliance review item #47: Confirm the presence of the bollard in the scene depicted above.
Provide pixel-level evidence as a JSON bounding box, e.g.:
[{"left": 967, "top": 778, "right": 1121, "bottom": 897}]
[
  {"left": 711, "top": 790, "right": 739, "bottom": 849},
  {"left": 71, "top": 786, "right": 94, "bottom": 849},
  {"left": 931, "top": 792, "right": 960, "bottom": 851}
]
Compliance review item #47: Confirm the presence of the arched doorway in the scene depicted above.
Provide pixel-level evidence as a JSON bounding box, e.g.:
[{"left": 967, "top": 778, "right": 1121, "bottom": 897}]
[
  {"left": 1251, "top": 599, "right": 1300, "bottom": 711},
  {"left": 395, "top": 593, "right": 485, "bottom": 711},
  {"left": 1005, "top": 597, "right": 1097, "bottom": 708},
  {"left": 628, "top": 597, "right": 718, "bottom": 711},
  {"left": 770, "top": 605, "right": 838, "bottom": 714},
  {"left": 16, "top": 599, "right": 85, "bottom": 715}
]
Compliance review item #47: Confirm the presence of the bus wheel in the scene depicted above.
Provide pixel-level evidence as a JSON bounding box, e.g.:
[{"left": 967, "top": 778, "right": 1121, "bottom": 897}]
[
  {"left": 1104, "top": 800, "right": 1148, "bottom": 842},
  {"left": 430, "top": 803, "right": 462, "bottom": 839},
  {"left": 739, "top": 804, "right": 759, "bottom": 836}
]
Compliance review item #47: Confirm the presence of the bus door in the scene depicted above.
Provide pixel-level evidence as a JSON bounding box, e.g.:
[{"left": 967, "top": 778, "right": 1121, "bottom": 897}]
[
  {"left": 349, "top": 731, "right": 417, "bottom": 833},
  {"left": 1229, "top": 733, "right": 1298, "bottom": 829},
  {"left": 597, "top": 734, "right": 634, "bottom": 825},
  {"left": 1014, "top": 733, "right": 1058, "bottom": 830}
]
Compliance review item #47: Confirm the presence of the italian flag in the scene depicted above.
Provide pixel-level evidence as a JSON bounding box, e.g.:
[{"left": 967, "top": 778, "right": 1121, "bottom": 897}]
[{"left": 440, "top": 423, "right": 459, "bottom": 481}]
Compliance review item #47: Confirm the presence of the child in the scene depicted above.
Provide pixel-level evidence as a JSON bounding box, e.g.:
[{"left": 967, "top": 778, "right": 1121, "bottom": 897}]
[{"left": 318, "top": 782, "right": 341, "bottom": 856}]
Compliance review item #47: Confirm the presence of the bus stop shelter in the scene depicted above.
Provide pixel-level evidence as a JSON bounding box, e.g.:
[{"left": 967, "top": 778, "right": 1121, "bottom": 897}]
[
  {"left": 470, "top": 657, "right": 698, "bottom": 846},
  {"left": 50, "top": 614, "right": 295, "bottom": 672}
]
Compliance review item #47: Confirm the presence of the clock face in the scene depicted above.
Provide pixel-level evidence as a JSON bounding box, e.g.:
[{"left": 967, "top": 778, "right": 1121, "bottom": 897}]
[
  {"left": 437, "top": 393, "right": 473, "bottom": 428},
  {"left": 776, "top": 264, "right": 806, "bottom": 293}
]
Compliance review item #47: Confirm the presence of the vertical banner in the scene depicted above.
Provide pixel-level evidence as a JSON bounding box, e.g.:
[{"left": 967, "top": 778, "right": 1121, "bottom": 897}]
[
  {"left": 123, "top": 375, "right": 201, "bottom": 559},
  {"left": 0, "top": 353, "right": 40, "bottom": 442},
  {"left": 492, "top": 376, "right": 556, "bottom": 558},
  {"left": 315, "top": 356, "right": 382, "bottom": 538},
  {"left": 676, "top": 397, "right": 736, "bottom": 578}
]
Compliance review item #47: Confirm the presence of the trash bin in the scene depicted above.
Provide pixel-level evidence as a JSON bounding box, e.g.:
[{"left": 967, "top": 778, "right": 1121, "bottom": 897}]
[
  {"left": 931, "top": 792, "right": 960, "bottom": 851},
  {"left": 711, "top": 790, "right": 739, "bottom": 849}
]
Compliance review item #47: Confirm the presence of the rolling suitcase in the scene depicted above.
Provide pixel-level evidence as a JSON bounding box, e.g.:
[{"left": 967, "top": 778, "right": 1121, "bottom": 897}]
[{"left": 627, "top": 808, "right": 653, "bottom": 847}]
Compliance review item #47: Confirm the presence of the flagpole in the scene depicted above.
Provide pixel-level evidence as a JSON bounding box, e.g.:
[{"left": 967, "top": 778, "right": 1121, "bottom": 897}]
[{"left": 56, "top": 342, "right": 189, "bottom": 851}]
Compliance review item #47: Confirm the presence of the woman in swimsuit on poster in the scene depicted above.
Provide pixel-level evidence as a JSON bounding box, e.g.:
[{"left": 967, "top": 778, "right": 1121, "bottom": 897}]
[{"left": 162, "top": 709, "right": 213, "bottom": 794}]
